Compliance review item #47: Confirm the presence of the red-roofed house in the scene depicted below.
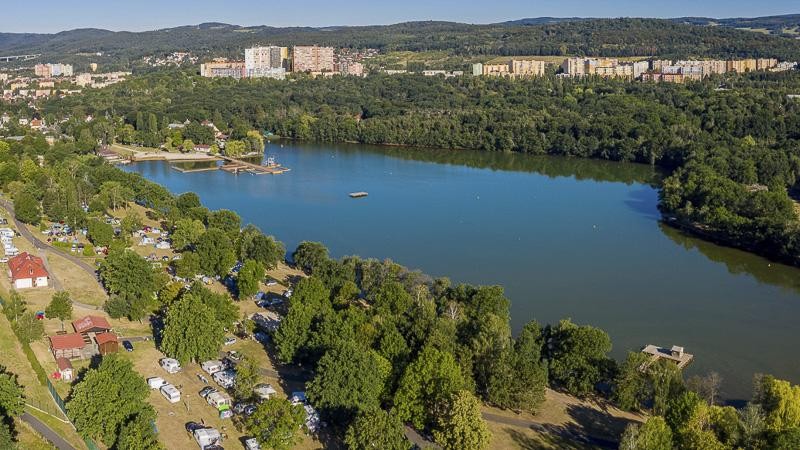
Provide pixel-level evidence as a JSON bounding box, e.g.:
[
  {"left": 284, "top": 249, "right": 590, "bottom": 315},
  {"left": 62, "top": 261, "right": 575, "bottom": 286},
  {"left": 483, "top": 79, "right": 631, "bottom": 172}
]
[
  {"left": 72, "top": 315, "right": 112, "bottom": 334},
  {"left": 95, "top": 332, "right": 119, "bottom": 355},
  {"left": 55, "top": 357, "right": 73, "bottom": 381},
  {"left": 8, "top": 252, "right": 49, "bottom": 289},
  {"left": 49, "top": 333, "right": 89, "bottom": 359}
]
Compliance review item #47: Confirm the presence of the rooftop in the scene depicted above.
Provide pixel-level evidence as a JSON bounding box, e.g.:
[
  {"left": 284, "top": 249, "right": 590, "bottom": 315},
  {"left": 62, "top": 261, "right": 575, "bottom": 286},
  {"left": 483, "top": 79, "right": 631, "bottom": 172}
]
[
  {"left": 72, "top": 315, "right": 111, "bottom": 334},
  {"left": 49, "top": 333, "right": 86, "bottom": 351}
]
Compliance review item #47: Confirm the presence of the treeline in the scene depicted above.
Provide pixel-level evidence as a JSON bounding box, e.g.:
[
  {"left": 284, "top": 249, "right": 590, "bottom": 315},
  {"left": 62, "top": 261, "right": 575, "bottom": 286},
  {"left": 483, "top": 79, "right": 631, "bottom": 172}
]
[
  {"left": 41, "top": 69, "right": 800, "bottom": 265},
  {"left": 3, "top": 18, "right": 800, "bottom": 63}
]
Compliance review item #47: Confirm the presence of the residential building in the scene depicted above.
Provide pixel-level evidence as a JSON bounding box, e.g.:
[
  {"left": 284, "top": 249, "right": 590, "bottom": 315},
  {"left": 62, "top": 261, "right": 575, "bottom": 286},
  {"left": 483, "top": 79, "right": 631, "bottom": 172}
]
[
  {"left": 72, "top": 315, "right": 112, "bottom": 334},
  {"left": 89, "top": 63, "right": 98, "bottom": 72},
  {"left": 49, "top": 333, "right": 89, "bottom": 359},
  {"left": 481, "top": 63, "right": 512, "bottom": 77},
  {"left": 727, "top": 59, "right": 757, "bottom": 73},
  {"left": 200, "top": 61, "right": 246, "bottom": 78},
  {"left": 756, "top": 58, "right": 778, "bottom": 70},
  {"left": 511, "top": 59, "right": 546, "bottom": 77},
  {"left": 245, "top": 46, "right": 288, "bottom": 78},
  {"left": 75, "top": 73, "right": 92, "bottom": 87},
  {"left": 338, "top": 61, "right": 365, "bottom": 76},
  {"left": 292, "top": 46, "right": 335, "bottom": 73},
  {"left": 8, "top": 252, "right": 49, "bottom": 289},
  {"left": 633, "top": 61, "right": 650, "bottom": 79},
  {"left": 34, "top": 63, "right": 73, "bottom": 77},
  {"left": 561, "top": 58, "right": 587, "bottom": 77}
]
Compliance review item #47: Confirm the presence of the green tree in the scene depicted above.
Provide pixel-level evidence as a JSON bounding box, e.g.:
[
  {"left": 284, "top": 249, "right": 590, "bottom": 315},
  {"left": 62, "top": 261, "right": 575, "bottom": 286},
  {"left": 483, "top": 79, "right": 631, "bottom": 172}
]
[
  {"left": 45, "top": 291, "right": 73, "bottom": 331},
  {"left": 619, "top": 416, "right": 673, "bottom": 450},
  {"left": 175, "top": 192, "right": 201, "bottom": 210},
  {"left": 67, "top": 355, "right": 151, "bottom": 446},
  {"left": 121, "top": 212, "right": 143, "bottom": 236},
  {"left": 207, "top": 209, "right": 241, "bottom": 238},
  {"left": 116, "top": 410, "right": 163, "bottom": 450},
  {"left": 0, "top": 421, "right": 14, "bottom": 449},
  {"left": 87, "top": 219, "right": 115, "bottom": 247},
  {"left": 238, "top": 225, "right": 284, "bottom": 269},
  {"left": 753, "top": 375, "right": 800, "bottom": 433},
  {"left": 13, "top": 191, "right": 40, "bottom": 224},
  {"left": 0, "top": 369, "right": 25, "bottom": 417},
  {"left": 486, "top": 320, "right": 547, "bottom": 413},
  {"left": 160, "top": 292, "right": 224, "bottom": 364},
  {"left": 344, "top": 408, "right": 411, "bottom": 450},
  {"left": 224, "top": 140, "right": 247, "bottom": 157},
  {"left": 433, "top": 390, "right": 490, "bottom": 450},
  {"left": 292, "top": 241, "right": 329, "bottom": 274},
  {"left": 3, "top": 290, "right": 26, "bottom": 322},
  {"left": 244, "top": 397, "right": 305, "bottom": 450},
  {"left": 237, "top": 259, "right": 264, "bottom": 299},
  {"left": 544, "top": 319, "right": 612, "bottom": 396},
  {"left": 307, "top": 340, "right": 390, "bottom": 423},
  {"left": 195, "top": 228, "right": 236, "bottom": 277},
  {"left": 171, "top": 218, "right": 205, "bottom": 250},
  {"left": 13, "top": 312, "right": 44, "bottom": 344},
  {"left": 99, "top": 250, "right": 157, "bottom": 320},
  {"left": 234, "top": 355, "right": 260, "bottom": 401},
  {"left": 394, "top": 346, "right": 467, "bottom": 429}
]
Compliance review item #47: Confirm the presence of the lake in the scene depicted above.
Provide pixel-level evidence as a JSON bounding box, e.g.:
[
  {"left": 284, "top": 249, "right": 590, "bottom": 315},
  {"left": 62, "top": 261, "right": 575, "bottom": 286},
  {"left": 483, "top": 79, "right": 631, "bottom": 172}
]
[{"left": 123, "top": 141, "right": 800, "bottom": 401}]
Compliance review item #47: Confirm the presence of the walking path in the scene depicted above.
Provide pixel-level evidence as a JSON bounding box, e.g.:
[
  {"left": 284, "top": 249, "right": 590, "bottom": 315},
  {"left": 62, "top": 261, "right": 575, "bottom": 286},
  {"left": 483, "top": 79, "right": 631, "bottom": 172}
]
[
  {"left": 0, "top": 198, "right": 101, "bottom": 310},
  {"left": 21, "top": 412, "right": 77, "bottom": 450}
]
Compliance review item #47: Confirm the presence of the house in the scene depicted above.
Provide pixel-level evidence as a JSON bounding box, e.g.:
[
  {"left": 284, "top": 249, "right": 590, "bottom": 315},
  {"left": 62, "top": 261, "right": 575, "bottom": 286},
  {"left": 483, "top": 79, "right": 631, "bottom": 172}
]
[
  {"left": 49, "top": 333, "right": 89, "bottom": 359},
  {"left": 95, "top": 332, "right": 119, "bottom": 355},
  {"left": 55, "top": 357, "right": 73, "bottom": 381},
  {"left": 72, "top": 315, "right": 112, "bottom": 334},
  {"left": 8, "top": 252, "right": 49, "bottom": 289}
]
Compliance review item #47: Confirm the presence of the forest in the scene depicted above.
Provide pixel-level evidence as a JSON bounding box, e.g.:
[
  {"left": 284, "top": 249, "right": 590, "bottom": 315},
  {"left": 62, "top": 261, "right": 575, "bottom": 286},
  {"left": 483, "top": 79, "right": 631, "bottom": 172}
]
[
  {"left": 2, "top": 18, "right": 800, "bottom": 69},
  {"left": 36, "top": 68, "right": 800, "bottom": 266}
]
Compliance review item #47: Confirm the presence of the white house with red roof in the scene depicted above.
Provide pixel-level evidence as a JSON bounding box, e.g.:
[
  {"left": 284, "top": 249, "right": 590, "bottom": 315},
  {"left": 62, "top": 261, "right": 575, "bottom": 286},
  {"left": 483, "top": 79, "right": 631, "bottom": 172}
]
[{"left": 7, "top": 252, "right": 49, "bottom": 289}]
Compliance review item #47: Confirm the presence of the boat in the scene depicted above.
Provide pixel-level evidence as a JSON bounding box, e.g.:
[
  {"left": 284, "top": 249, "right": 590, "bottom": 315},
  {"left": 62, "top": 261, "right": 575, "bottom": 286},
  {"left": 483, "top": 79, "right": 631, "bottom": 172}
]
[{"left": 349, "top": 192, "right": 368, "bottom": 198}]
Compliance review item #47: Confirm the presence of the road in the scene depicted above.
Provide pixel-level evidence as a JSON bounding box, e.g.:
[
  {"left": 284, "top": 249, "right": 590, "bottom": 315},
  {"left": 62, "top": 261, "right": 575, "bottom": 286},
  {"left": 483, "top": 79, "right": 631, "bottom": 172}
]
[
  {"left": 0, "top": 198, "right": 101, "bottom": 310},
  {"left": 21, "top": 412, "right": 76, "bottom": 450}
]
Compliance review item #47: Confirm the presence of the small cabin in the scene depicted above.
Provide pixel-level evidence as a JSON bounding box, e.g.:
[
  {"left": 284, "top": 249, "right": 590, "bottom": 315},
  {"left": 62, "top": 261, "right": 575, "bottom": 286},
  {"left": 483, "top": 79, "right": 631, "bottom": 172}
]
[
  {"left": 55, "top": 357, "right": 73, "bottom": 381},
  {"left": 95, "top": 332, "right": 119, "bottom": 355}
]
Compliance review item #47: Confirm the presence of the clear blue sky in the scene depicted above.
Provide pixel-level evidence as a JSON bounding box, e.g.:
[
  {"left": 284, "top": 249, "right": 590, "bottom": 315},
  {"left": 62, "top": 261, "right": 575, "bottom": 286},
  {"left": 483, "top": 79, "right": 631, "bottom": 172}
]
[{"left": 2, "top": 0, "right": 797, "bottom": 33}]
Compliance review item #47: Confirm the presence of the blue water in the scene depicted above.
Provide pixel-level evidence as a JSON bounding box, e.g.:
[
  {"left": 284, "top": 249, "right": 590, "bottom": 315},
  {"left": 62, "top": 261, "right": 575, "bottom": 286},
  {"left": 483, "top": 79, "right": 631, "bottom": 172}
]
[{"left": 124, "top": 142, "right": 800, "bottom": 400}]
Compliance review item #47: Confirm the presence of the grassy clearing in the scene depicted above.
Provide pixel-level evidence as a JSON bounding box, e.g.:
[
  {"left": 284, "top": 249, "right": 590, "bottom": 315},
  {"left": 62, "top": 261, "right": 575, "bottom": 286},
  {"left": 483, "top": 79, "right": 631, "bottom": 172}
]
[{"left": 15, "top": 419, "right": 56, "bottom": 450}]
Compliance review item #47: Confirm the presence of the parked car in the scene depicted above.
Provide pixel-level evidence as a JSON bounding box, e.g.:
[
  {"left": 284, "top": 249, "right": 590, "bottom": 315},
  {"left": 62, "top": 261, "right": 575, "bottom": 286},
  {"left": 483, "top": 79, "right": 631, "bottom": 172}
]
[
  {"left": 233, "top": 402, "right": 252, "bottom": 415},
  {"left": 265, "top": 280, "right": 277, "bottom": 287},
  {"left": 159, "top": 358, "right": 181, "bottom": 374},
  {"left": 197, "top": 373, "right": 209, "bottom": 384},
  {"left": 282, "top": 289, "right": 293, "bottom": 298},
  {"left": 184, "top": 422, "right": 206, "bottom": 434},
  {"left": 245, "top": 437, "right": 261, "bottom": 450},
  {"left": 199, "top": 387, "right": 217, "bottom": 399},
  {"left": 225, "top": 350, "right": 242, "bottom": 363},
  {"left": 223, "top": 336, "right": 237, "bottom": 346},
  {"left": 243, "top": 404, "right": 257, "bottom": 416},
  {"left": 254, "top": 383, "right": 277, "bottom": 401},
  {"left": 122, "top": 340, "right": 134, "bottom": 352},
  {"left": 213, "top": 369, "right": 236, "bottom": 389}
]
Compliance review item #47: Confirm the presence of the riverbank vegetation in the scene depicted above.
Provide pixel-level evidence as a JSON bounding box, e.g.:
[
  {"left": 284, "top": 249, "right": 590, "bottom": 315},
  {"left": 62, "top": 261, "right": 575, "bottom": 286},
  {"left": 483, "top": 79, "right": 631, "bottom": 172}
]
[{"left": 3, "top": 136, "right": 800, "bottom": 448}]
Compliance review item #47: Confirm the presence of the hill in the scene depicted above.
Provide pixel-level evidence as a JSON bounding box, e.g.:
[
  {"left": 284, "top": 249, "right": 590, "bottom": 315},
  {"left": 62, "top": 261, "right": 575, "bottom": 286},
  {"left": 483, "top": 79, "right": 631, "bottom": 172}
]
[{"left": 1, "top": 17, "right": 800, "bottom": 68}]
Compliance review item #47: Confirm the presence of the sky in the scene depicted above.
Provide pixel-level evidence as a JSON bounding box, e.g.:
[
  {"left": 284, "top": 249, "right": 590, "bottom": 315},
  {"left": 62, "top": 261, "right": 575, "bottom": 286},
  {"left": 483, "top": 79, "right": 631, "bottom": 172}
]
[{"left": 1, "top": 0, "right": 797, "bottom": 33}]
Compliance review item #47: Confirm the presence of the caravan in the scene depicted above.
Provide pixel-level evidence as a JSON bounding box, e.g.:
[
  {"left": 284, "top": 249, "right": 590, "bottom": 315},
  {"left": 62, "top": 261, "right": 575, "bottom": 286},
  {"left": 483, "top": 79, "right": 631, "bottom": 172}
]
[
  {"left": 160, "top": 384, "right": 181, "bottom": 403},
  {"left": 159, "top": 358, "right": 181, "bottom": 374},
  {"left": 193, "top": 428, "right": 222, "bottom": 449},
  {"left": 201, "top": 360, "right": 224, "bottom": 375}
]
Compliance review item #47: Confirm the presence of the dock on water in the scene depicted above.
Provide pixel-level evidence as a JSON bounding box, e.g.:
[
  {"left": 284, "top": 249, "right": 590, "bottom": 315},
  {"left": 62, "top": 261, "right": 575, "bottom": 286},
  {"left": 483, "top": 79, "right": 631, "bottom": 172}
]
[
  {"left": 640, "top": 344, "right": 694, "bottom": 370},
  {"left": 220, "top": 156, "right": 290, "bottom": 175},
  {"left": 349, "top": 192, "right": 368, "bottom": 198}
]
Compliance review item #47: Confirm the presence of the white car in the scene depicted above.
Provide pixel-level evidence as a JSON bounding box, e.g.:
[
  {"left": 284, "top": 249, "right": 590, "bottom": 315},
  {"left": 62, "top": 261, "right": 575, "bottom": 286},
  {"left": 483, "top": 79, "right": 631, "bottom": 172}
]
[
  {"left": 224, "top": 336, "right": 237, "bottom": 346},
  {"left": 265, "top": 280, "right": 277, "bottom": 287}
]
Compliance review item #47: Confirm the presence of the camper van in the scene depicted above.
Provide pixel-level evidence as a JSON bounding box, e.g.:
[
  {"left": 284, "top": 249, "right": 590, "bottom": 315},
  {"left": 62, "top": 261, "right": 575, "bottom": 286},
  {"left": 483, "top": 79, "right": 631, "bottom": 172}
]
[
  {"left": 160, "top": 384, "right": 181, "bottom": 403},
  {"left": 206, "top": 391, "right": 231, "bottom": 410},
  {"left": 147, "top": 377, "right": 168, "bottom": 390},
  {"left": 201, "top": 360, "right": 224, "bottom": 375},
  {"left": 212, "top": 369, "right": 236, "bottom": 389},
  {"left": 193, "top": 427, "right": 222, "bottom": 449},
  {"left": 160, "top": 358, "right": 181, "bottom": 374}
]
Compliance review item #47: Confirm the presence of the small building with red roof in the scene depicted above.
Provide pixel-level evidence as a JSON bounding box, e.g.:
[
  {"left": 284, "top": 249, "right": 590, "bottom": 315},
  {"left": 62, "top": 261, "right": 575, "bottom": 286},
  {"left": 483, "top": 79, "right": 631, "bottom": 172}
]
[
  {"left": 72, "top": 315, "right": 112, "bottom": 334},
  {"left": 95, "top": 332, "right": 119, "bottom": 355},
  {"left": 49, "top": 333, "right": 89, "bottom": 359},
  {"left": 7, "top": 252, "right": 49, "bottom": 289},
  {"left": 55, "top": 357, "right": 73, "bottom": 381}
]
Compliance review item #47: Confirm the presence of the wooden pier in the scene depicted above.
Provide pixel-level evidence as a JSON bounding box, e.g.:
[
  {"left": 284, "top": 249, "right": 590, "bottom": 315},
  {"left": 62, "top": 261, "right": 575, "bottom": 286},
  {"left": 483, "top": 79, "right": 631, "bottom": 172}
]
[
  {"left": 220, "top": 156, "right": 290, "bottom": 175},
  {"left": 640, "top": 344, "right": 694, "bottom": 370}
]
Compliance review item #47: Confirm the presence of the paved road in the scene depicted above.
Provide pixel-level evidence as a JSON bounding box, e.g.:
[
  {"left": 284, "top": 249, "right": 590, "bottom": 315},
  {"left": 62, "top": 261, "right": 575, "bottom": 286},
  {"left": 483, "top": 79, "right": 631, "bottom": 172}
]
[
  {"left": 21, "top": 412, "right": 76, "bottom": 450},
  {"left": 0, "top": 198, "right": 101, "bottom": 310}
]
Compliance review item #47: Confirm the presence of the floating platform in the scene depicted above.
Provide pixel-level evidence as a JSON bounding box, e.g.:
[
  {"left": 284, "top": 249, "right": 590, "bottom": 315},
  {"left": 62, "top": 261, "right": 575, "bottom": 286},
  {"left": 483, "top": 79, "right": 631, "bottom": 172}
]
[
  {"left": 349, "top": 192, "right": 369, "bottom": 198},
  {"left": 171, "top": 165, "right": 219, "bottom": 173},
  {"left": 640, "top": 344, "right": 694, "bottom": 370}
]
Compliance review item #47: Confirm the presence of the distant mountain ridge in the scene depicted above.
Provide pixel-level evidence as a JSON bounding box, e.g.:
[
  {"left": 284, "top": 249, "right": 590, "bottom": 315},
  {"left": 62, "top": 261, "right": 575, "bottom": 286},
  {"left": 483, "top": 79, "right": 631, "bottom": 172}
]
[{"left": 1, "top": 16, "right": 799, "bottom": 67}]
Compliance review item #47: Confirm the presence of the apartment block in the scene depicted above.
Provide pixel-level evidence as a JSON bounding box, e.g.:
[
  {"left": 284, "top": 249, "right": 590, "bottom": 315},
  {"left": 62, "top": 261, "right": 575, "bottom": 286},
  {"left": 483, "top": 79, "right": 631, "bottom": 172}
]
[
  {"left": 292, "top": 46, "right": 335, "bottom": 73},
  {"left": 245, "top": 46, "right": 289, "bottom": 77},
  {"left": 511, "top": 59, "right": 546, "bottom": 77},
  {"left": 200, "top": 61, "right": 246, "bottom": 78}
]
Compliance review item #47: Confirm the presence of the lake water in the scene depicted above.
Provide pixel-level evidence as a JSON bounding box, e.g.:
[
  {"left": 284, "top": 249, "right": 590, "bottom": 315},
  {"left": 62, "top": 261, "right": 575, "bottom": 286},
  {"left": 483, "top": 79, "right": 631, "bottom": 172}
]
[{"left": 123, "top": 141, "right": 800, "bottom": 401}]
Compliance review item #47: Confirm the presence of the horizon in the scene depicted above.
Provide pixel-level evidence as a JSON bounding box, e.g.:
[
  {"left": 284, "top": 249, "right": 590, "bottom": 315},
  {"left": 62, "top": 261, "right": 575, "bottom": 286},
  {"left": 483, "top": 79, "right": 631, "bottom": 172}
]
[{"left": 0, "top": 0, "right": 797, "bottom": 34}]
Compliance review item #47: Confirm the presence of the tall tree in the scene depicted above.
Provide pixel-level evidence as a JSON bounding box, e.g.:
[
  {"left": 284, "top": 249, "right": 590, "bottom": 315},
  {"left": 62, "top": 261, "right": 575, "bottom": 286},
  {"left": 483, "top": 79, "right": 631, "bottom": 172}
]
[
  {"left": 619, "top": 416, "right": 673, "bottom": 450},
  {"left": 195, "top": 228, "right": 236, "bottom": 277},
  {"left": 237, "top": 259, "right": 264, "bottom": 299},
  {"left": 344, "top": 408, "right": 411, "bottom": 450},
  {"left": 432, "top": 390, "right": 490, "bottom": 450},
  {"left": 234, "top": 355, "right": 260, "bottom": 401},
  {"left": 160, "top": 293, "right": 224, "bottom": 364},
  {"left": 45, "top": 291, "right": 73, "bottom": 331},
  {"left": 292, "top": 241, "right": 329, "bottom": 274},
  {"left": 244, "top": 397, "right": 305, "bottom": 450}
]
